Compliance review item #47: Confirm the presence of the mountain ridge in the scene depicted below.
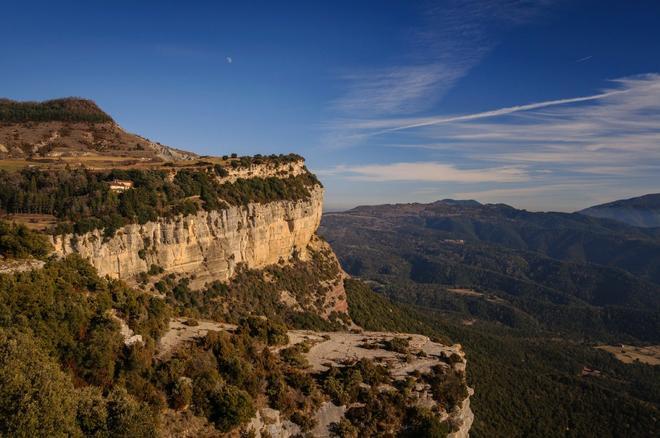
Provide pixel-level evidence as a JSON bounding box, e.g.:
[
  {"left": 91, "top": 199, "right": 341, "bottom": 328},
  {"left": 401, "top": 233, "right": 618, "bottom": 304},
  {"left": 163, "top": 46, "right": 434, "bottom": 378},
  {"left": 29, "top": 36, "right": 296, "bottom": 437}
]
[{"left": 579, "top": 193, "right": 660, "bottom": 227}]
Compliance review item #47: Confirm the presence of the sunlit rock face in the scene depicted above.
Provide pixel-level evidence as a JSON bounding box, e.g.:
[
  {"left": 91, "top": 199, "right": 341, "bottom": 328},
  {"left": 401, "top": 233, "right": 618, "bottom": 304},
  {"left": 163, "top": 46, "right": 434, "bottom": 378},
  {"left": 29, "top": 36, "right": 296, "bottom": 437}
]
[{"left": 52, "top": 185, "right": 324, "bottom": 288}]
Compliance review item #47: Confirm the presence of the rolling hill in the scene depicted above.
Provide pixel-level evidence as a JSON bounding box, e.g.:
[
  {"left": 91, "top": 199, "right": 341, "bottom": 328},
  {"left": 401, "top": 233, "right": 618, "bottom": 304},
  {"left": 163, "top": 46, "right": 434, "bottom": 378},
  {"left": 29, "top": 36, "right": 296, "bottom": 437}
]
[{"left": 0, "top": 98, "right": 196, "bottom": 162}]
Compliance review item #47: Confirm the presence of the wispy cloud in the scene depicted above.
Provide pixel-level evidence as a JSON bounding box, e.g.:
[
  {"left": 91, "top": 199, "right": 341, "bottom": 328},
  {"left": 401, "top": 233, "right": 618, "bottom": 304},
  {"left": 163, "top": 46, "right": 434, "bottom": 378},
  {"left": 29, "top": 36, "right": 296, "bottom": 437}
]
[
  {"left": 318, "top": 162, "right": 529, "bottom": 183},
  {"left": 320, "top": 2, "right": 658, "bottom": 211},
  {"left": 333, "top": 64, "right": 465, "bottom": 116},
  {"left": 361, "top": 89, "right": 625, "bottom": 134},
  {"left": 343, "top": 73, "right": 660, "bottom": 170},
  {"left": 326, "top": 0, "right": 556, "bottom": 145},
  {"left": 419, "top": 74, "right": 660, "bottom": 165},
  {"left": 320, "top": 73, "right": 660, "bottom": 211}
]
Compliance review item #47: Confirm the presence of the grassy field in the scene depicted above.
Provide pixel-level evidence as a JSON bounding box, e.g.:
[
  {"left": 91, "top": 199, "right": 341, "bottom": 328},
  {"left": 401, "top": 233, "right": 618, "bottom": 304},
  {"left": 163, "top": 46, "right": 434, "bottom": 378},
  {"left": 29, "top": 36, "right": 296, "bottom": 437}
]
[
  {"left": 0, "top": 214, "right": 58, "bottom": 231},
  {"left": 0, "top": 159, "right": 33, "bottom": 171},
  {"left": 0, "top": 156, "right": 230, "bottom": 172},
  {"left": 596, "top": 344, "right": 660, "bottom": 365}
]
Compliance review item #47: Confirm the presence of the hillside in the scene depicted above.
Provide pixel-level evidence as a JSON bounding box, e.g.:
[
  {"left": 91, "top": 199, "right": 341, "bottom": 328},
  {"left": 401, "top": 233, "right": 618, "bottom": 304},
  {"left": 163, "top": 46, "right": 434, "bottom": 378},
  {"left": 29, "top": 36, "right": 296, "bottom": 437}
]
[
  {"left": 579, "top": 193, "right": 660, "bottom": 227},
  {"left": 0, "top": 98, "right": 196, "bottom": 162},
  {"left": 320, "top": 200, "right": 660, "bottom": 436}
]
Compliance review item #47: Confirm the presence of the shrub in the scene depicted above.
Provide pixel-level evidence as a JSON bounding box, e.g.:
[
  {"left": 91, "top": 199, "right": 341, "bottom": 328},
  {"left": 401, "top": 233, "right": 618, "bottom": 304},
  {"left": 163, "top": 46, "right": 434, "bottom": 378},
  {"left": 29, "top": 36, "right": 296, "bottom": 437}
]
[
  {"left": 171, "top": 377, "right": 193, "bottom": 410},
  {"left": 0, "top": 220, "right": 52, "bottom": 259},
  {"left": 147, "top": 264, "right": 164, "bottom": 276},
  {"left": 402, "top": 407, "right": 450, "bottom": 437},
  {"left": 208, "top": 385, "right": 255, "bottom": 432},
  {"left": 106, "top": 387, "right": 158, "bottom": 437},
  {"left": 237, "top": 316, "right": 289, "bottom": 346},
  {"left": 382, "top": 337, "right": 410, "bottom": 354}
]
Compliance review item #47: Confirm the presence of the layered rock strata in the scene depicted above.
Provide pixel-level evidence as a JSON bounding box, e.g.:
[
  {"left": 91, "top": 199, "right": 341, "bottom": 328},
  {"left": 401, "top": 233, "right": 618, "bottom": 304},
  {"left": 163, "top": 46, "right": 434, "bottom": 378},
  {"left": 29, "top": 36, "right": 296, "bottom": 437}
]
[{"left": 52, "top": 185, "right": 324, "bottom": 288}]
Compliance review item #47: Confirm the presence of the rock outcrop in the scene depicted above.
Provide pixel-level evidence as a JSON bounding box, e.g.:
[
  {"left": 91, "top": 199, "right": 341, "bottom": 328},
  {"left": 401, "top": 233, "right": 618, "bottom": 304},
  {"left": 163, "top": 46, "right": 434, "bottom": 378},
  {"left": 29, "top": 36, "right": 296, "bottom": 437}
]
[
  {"left": 51, "top": 185, "right": 324, "bottom": 289},
  {"left": 286, "top": 330, "right": 474, "bottom": 436},
  {"left": 155, "top": 320, "right": 474, "bottom": 437},
  {"left": 217, "top": 159, "right": 308, "bottom": 183}
]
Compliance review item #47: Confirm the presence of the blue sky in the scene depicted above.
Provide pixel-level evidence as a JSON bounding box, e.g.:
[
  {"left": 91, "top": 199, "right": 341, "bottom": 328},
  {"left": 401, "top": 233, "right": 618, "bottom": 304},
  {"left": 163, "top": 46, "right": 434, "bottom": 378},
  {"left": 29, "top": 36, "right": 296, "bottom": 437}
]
[{"left": 2, "top": 1, "right": 660, "bottom": 211}]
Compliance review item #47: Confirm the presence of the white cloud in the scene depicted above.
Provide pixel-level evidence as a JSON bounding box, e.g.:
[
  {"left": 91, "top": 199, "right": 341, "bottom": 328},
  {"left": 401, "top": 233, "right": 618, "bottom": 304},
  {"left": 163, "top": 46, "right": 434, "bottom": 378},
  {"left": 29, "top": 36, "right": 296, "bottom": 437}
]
[
  {"left": 366, "top": 89, "right": 624, "bottom": 134},
  {"left": 321, "top": 73, "right": 660, "bottom": 211},
  {"left": 348, "top": 74, "right": 660, "bottom": 175},
  {"left": 326, "top": 0, "right": 556, "bottom": 143},
  {"left": 226, "top": 56, "right": 233, "bottom": 64},
  {"left": 319, "top": 162, "right": 529, "bottom": 183},
  {"left": 333, "top": 64, "right": 466, "bottom": 116}
]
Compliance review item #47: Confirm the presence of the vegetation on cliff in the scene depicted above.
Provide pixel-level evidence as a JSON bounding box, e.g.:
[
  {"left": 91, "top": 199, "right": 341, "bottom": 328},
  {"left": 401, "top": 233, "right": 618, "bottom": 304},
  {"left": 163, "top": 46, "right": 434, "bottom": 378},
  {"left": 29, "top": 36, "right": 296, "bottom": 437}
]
[
  {"left": 0, "top": 166, "right": 321, "bottom": 236},
  {"left": 160, "top": 243, "right": 349, "bottom": 331},
  {"left": 0, "top": 256, "right": 312, "bottom": 435},
  {"left": 0, "top": 220, "right": 52, "bottom": 259},
  {"left": 223, "top": 152, "right": 304, "bottom": 169},
  {"left": 0, "top": 255, "right": 465, "bottom": 436}
]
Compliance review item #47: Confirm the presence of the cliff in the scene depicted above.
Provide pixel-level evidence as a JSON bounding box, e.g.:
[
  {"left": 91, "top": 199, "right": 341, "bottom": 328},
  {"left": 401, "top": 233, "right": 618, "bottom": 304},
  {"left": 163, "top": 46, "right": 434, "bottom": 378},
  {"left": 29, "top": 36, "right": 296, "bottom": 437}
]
[
  {"left": 51, "top": 185, "right": 324, "bottom": 288},
  {"left": 0, "top": 97, "right": 471, "bottom": 437}
]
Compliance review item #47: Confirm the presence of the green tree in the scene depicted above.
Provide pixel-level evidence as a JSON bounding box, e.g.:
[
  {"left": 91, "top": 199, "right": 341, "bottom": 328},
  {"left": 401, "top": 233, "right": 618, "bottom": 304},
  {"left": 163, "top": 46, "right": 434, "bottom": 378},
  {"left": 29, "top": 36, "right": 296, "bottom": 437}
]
[
  {"left": 0, "top": 329, "right": 81, "bottom": 437},
  {"left": 208, "top": 384, "right": 256, "bottom": 432},
  {"left": 106, "top": 387, "right": 158, "bottom": 438}
]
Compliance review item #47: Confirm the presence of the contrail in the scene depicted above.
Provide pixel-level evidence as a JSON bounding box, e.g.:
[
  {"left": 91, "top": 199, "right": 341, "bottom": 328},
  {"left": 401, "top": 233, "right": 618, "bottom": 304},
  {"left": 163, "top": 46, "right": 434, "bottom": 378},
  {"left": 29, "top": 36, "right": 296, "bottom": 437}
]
[
  {"left": 576, "top": 55, "right": 593, "bottom": 63},
  {"left": 372, "top": 89, "right": 625, "bottom": 135}
]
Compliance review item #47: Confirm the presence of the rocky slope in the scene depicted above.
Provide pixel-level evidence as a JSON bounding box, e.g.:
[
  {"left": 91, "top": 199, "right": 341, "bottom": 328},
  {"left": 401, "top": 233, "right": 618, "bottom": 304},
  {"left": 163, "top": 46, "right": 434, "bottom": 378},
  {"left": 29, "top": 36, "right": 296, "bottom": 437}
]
[
  {"left": 0, "top": 98, "right": 195, "bottom": 161},
  {"left": 154, "top": 318, "right": 473, "bottom": 438}
]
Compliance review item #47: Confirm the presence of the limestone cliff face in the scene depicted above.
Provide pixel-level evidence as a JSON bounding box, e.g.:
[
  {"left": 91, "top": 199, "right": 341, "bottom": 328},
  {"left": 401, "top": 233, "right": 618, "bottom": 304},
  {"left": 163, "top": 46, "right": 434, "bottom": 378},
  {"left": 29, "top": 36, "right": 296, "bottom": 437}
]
[
  {"left": 217, "top": 160, "right": 308, "bottom": 183},
  {"left": 51, "top": 185, "right": 324, "bottom": 289}
]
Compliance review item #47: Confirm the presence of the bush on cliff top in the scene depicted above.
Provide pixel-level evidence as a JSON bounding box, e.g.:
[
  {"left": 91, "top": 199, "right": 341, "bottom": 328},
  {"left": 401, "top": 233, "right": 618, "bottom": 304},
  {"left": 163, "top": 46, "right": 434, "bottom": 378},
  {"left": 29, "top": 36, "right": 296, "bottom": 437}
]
[
  {"left": 0, "top": 220, "right": 52, "bottom": 259},
  {"left": 0, "top": 166, "right": 321, "bottom": 236}
]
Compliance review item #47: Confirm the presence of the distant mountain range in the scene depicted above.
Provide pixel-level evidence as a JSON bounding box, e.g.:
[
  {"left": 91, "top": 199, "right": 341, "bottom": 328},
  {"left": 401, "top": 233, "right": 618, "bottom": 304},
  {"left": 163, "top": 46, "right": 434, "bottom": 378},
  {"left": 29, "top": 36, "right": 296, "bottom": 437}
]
[
  {"left": 320, "top": 198, "right": 660, "bottom": 436},
  {"left": 579, "top": 193, "right": 660, "bottom": 227},
  {"left": 321, "top": 198, "right": 660, "bottom": 341}
]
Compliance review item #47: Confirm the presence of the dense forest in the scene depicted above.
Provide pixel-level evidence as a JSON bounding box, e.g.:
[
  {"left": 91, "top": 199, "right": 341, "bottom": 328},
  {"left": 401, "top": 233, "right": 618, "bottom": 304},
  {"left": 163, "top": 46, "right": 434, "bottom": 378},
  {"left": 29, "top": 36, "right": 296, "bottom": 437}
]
[
  {"left": 0, "top": 98, "right": 114, "bottom": 123},
  {"left": 0, "top": 166, "right": 321, "bottom": 237},
  {"left": 344, "top": 280, "right": 660, "bottom": 437},
  {"left": 321, "top": 203, "right": 660, "bottom": 343},
  {"left": 0, "top": 255, "right": 467, "bottom": 436}
]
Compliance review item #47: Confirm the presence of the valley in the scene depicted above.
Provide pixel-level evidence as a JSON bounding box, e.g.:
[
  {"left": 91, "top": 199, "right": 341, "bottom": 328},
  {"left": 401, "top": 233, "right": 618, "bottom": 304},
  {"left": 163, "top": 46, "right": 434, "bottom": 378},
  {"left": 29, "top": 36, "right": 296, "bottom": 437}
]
[{"left": 321, "top": 200, "right": 660, "bottom": 437}]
